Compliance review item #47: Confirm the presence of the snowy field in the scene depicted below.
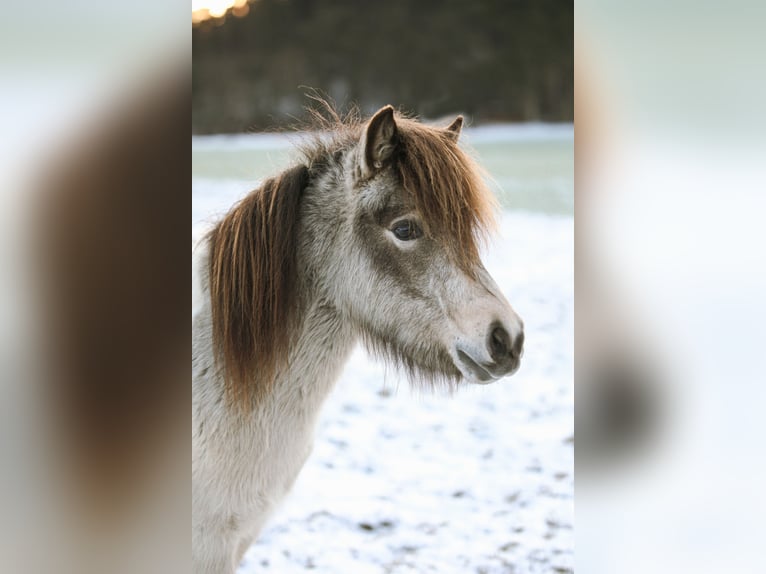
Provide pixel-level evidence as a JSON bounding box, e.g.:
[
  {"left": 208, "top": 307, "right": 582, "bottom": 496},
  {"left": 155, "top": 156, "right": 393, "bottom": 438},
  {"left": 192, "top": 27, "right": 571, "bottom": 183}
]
[{"left": 193, "top": 125, "right": 573, "bottom": 574}]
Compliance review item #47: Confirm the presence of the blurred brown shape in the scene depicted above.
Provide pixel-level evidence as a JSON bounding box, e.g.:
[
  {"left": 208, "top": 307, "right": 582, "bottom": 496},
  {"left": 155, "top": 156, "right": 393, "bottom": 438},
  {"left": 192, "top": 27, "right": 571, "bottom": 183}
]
[
  {"left": 35, "top": 68, "right": 189, "bottom": 532},
  {"left": 574, "top": 50, "right": 662, "bottom": 473}
]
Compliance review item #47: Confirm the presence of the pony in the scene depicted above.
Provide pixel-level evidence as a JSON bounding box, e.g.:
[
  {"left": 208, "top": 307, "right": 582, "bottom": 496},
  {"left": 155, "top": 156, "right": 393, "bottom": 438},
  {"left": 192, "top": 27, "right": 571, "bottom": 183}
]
[{"left": 192, "top": 105, "right": 524, "bottom": 573}]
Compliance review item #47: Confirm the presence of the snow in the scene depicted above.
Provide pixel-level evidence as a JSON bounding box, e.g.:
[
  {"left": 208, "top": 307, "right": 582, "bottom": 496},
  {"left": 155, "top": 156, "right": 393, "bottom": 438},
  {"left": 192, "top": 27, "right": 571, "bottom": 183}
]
[{"left": 193, "top": 130, "right": 573, "bottom": 574}]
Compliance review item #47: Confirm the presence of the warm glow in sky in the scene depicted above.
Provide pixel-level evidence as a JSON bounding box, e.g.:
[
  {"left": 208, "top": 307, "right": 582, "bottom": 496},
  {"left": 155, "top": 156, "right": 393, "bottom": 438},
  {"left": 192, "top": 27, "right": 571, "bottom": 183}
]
[{"left": 193, "top": 0, "right": 249, "bottom": 23}]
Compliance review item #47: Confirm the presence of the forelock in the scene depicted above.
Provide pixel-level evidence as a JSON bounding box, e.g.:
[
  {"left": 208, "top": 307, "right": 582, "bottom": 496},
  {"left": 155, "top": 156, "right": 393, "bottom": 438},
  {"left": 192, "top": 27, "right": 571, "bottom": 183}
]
[{"left": 394, "top": 118, "right": 497, "bottom": 271}]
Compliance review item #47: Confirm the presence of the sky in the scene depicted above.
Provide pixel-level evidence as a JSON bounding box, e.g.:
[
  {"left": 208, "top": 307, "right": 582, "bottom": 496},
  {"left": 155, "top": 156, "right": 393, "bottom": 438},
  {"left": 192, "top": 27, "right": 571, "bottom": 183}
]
[{"left": 192, "top": 0, "right": 245, "bottom": 22}]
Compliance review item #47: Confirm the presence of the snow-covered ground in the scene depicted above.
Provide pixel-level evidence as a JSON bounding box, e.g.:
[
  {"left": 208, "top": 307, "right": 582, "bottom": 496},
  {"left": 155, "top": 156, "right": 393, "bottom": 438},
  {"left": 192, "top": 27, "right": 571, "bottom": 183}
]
[{"left": 193, "top": 127, "right": 573, "bottom": 573}]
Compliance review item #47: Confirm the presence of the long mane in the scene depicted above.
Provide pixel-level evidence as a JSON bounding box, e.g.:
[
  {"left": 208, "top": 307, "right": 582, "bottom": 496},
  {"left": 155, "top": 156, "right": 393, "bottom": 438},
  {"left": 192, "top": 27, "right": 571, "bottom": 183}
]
[{"left": 207, "top": 165, "right": 309, "bottom": 407}]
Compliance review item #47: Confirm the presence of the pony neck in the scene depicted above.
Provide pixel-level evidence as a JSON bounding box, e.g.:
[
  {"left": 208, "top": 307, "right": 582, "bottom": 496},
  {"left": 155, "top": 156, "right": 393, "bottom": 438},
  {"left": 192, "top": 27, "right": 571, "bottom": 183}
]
[{"left": 273, "top": 287, "right": 357, "bottom": 407}]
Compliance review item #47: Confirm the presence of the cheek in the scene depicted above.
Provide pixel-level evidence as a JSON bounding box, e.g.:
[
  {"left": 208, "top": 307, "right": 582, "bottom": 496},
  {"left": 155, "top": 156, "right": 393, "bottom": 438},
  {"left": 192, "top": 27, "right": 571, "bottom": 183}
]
[{"left": 353, "top": 221, "right": 436, "bottom": 301}]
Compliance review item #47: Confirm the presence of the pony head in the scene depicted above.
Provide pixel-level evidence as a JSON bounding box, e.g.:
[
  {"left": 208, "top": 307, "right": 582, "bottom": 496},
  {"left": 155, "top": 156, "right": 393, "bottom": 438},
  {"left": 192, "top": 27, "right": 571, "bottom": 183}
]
[
  {"left": 208, "top": 104, "right": 525, "bottom": 405},
  {"left": 308, "top": 105, "right": 524, "bottom": 387}
]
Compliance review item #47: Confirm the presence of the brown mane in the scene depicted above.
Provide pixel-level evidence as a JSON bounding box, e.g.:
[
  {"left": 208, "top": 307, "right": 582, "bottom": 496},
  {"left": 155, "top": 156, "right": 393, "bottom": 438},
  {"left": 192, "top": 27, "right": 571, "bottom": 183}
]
[
  {"left": 208, "top": 105, "right": 496, "bottom": 407},
  {"left": 207, "top": 165, "right": 309, "bottom": 407},
  {"left": 392, "top": 116, "right": 497, "bottom": 272}
]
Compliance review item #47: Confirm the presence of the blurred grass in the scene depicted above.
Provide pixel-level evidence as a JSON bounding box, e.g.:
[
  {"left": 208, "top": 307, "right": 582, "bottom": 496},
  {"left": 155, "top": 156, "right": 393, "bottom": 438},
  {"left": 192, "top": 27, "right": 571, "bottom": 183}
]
[{"left": 192, "top": 132, "right": 573, "bottom": 215}]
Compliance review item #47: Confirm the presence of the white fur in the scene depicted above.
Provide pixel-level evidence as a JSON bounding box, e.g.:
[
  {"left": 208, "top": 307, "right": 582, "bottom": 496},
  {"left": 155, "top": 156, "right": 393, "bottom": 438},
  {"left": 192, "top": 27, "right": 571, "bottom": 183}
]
[{"left": 192, "top": 246, "right": 356, "bottom": 573}]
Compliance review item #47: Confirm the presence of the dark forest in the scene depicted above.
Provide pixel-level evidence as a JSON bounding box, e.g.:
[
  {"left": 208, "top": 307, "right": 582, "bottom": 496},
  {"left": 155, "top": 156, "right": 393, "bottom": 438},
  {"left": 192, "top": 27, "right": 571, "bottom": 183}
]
[{"left": 193, "top": 0, "right": 573, "bottom": 133}]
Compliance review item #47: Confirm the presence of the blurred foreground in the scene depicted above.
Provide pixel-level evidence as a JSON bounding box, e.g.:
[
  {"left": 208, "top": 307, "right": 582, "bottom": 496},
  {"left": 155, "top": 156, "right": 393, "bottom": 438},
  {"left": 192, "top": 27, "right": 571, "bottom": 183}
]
[
  {"left": 0, "top": 1, "right": 188, "bottom": 573},
  {"left": 577, "top": 2, "right": 766, "bottom": 572}
]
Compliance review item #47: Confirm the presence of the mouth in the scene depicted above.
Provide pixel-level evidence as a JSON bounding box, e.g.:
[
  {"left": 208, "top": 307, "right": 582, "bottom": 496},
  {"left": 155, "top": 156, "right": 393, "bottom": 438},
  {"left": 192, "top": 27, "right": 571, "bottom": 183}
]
[{"left": 456, "top": 350, "right": 498, "bottom": 384}]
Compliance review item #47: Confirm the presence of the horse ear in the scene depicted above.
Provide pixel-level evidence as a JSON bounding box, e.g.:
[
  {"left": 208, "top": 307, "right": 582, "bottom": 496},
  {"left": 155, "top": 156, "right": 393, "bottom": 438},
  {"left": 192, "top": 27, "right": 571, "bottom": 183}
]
[
  {"left": 444, "top": 115, "right": 463, "bottom": 142},
  {"left": 361, "top": 105, "right": 398, "bottom": 177}
]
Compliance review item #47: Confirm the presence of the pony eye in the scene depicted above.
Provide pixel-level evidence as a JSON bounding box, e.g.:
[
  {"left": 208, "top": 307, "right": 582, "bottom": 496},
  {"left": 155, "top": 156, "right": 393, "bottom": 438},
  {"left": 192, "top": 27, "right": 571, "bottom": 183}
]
[{"left": 391, "top": 220, "right": 422, "bottom": 241}]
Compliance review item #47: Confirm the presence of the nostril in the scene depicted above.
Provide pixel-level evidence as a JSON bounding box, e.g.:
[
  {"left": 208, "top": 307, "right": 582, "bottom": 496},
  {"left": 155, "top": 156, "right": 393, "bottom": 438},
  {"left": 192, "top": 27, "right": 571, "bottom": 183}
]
[
  {"left": 489, "top": 324, "right": 511, "bottom": 362},
  {"left": 513, "top": 330, "right": 525, "bottom": 359}
]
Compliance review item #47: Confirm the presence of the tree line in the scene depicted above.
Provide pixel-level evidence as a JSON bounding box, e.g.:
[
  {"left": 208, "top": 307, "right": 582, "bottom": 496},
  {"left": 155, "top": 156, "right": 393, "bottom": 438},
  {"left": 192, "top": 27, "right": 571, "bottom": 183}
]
[{"left": 193, "top": 0, "right": 573, "bottom": 133}]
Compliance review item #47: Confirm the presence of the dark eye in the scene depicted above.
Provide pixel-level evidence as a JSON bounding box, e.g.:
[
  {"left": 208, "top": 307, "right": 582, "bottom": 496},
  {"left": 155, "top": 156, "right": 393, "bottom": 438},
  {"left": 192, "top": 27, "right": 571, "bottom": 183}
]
[{"left": 391, "top": 220, "right": 422, "bottom": 241}]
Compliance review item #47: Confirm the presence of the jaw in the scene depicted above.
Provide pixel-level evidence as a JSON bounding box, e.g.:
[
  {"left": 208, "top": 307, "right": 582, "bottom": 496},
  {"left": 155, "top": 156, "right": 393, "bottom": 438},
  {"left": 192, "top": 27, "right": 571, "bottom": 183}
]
[
  {"left": 356, "top": 322, "right": 465, "bottom": 388},
  {"left": 354, "top": 315, "right": 521, "bottom": 387}
]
